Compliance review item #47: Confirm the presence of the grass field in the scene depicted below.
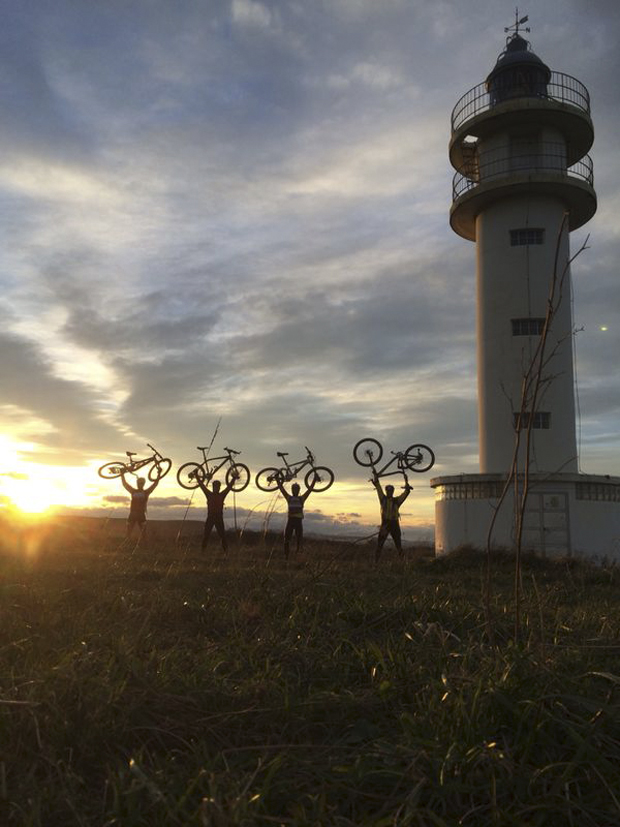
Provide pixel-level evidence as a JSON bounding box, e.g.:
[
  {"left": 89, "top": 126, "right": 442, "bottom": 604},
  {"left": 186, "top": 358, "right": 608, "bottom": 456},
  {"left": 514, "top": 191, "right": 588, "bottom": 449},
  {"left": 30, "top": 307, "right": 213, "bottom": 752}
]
[{"left": 2, "top": 515, "right": 620, "bottom": 826}]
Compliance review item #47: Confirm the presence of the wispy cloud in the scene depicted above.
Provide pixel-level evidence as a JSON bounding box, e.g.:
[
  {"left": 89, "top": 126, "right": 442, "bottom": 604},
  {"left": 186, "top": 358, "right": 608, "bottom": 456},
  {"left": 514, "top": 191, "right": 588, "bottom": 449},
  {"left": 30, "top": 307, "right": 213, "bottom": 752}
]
[{"left": 0, "top": 0, "right": 618, "bottom": 526}]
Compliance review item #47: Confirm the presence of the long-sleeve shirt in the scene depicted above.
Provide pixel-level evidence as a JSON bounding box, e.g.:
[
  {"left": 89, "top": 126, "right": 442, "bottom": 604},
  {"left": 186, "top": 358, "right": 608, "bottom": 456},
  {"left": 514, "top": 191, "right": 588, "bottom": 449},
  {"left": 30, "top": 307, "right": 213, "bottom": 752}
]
[{"left": 372, "top": 480, "right": 410, "bottom": 521}]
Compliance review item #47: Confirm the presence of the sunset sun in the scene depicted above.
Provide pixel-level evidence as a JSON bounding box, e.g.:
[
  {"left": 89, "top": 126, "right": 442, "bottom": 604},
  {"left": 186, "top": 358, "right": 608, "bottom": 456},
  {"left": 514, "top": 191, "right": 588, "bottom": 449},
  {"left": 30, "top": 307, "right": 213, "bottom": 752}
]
[
  {"left": 0, "top": 451, "right": 98, "bottom": 517},
  {"left": 3, "top": 478, "right": 57, "bottom": 515}
]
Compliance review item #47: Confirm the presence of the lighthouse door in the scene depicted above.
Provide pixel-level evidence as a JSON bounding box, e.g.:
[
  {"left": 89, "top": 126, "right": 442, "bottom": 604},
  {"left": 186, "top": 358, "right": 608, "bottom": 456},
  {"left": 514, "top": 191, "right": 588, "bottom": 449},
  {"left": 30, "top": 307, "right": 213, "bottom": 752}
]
[{"left": 522, "top": 492, "right": 571, "bottom": 556}]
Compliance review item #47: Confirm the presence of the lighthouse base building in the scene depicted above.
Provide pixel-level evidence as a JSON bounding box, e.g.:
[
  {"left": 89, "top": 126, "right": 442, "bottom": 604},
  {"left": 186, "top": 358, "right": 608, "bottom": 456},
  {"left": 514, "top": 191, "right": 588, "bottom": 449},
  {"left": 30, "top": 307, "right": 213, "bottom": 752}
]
[
  {"left": 434, "top": 28, "right": 620, "bottom": 562},
  {"left": 432, "top": 473, "right": 620, "bottom": 561}
]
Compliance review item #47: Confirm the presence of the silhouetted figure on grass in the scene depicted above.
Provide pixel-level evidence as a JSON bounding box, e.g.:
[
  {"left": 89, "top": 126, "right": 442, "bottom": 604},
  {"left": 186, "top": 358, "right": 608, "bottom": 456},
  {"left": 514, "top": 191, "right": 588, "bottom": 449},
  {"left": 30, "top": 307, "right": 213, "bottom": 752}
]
[
  {"left": 372, "top": 473, "right": 412, "bottom": 563},
  {"left": 122, "top": 475, "right": 159, "bottom": 541},
  {"left": 196, "top": 478, "right": 233, "bottom": 552},
  {"left": 276, "top": 478, "right": 314, "bottom": 559}
]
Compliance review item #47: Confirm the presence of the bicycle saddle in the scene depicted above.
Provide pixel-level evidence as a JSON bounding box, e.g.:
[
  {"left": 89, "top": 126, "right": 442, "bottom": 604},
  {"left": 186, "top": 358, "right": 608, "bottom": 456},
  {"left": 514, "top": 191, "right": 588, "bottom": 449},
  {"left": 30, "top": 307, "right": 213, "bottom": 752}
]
[
  {"left": 126, "top": 451, "right": 136, "bottom": 458},
  {"left": 197, "top": 446, "right": 207, "bottom": 451},
  {"left": 277, "top": 451, "right": 289, "bottom": 457}
]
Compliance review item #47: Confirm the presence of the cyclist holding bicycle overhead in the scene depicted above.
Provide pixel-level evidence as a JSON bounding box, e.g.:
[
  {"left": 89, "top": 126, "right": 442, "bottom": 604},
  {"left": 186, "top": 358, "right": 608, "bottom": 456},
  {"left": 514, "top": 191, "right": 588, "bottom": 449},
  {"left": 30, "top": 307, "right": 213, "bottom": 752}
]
[
  {"left": 196, "top": 478, "right": 234, "bottom": 553},
  {"left": 122, "top": 474, "right": 160, "bottom": 541},
  {"left": 275, "top": 477, "right": 315, "bottom": 560},
  {"left": 371, "top": 472, "right": 412, "bottom": 563}
]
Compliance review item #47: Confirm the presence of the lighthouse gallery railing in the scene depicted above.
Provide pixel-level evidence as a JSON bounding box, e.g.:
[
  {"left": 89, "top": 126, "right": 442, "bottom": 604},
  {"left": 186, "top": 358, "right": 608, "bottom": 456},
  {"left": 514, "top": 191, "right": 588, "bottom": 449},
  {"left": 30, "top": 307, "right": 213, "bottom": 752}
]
[
  {"left": 451, "top": 71, "right": 591, "bottom": 133},
  {"left": 452, "top": 145, "right": 594, "bottom": 201}
]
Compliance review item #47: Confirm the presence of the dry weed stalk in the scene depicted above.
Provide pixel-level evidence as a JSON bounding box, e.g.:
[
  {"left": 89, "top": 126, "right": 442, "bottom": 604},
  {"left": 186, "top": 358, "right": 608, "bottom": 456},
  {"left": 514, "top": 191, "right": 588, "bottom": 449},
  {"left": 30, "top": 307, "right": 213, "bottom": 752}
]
[{"left": 485, "top": 212, "right": 590, "bottom": 644}]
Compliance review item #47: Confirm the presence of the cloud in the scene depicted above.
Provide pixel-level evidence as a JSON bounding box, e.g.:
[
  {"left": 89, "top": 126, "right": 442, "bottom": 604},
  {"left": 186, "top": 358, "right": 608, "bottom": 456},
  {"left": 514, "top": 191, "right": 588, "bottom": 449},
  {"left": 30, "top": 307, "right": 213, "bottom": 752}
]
[
  {"left": 232, "top": 0, "right": 275, "bottom": 30},
  {"left": 0, "top": 321, "right": 125, "bottom": 460},
  {"left": 0, "top": 0, "right": 619, "bottom": 528}
]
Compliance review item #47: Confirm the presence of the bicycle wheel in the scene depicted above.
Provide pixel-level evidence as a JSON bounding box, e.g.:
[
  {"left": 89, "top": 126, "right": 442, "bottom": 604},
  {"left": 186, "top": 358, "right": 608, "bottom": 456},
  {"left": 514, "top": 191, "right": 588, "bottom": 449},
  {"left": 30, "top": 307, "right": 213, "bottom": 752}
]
[
  {"left": 226, "top": 463, "right": 250, "bottom": 492},
  {"left": 305, "top": 466, "right": 335, "bottom": 492},
  {"left": 98, "top": 462, "right": 126, "bottom": 479},
  {"left": 255, "top": 467, "right": 281, "bottom": 492},
  {"left": 149, "top": 458, "right": 172, "bottom": 481},
  {"left": 405, "top": 444, "right": 435, "bottom": 473},
  {"left": 177, "top": 462, "right": 204, "bottom": 489},
  {"left": 353, "top": 438, "right": 383, "bottom": 467}
]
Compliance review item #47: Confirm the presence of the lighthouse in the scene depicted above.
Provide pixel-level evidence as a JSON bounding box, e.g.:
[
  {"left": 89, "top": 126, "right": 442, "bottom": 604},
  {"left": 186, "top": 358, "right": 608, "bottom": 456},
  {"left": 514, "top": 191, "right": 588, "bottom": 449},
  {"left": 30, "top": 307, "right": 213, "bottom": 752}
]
[{"left": 431, "top": 17, "right": 620, "bottom": 559}]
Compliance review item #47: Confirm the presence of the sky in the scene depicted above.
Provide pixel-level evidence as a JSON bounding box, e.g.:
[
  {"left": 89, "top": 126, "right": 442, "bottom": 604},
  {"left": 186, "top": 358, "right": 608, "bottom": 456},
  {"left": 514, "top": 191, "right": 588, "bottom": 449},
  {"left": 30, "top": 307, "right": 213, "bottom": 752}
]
[{"left": 0, "top": 0, "right": 618, "bottom": 540}]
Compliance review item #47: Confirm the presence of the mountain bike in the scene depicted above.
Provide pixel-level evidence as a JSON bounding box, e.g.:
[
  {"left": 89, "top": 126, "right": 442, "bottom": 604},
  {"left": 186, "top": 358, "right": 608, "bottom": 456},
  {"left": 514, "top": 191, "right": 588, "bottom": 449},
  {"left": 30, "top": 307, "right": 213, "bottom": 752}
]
[
  {"left": 98, "top": 443, "right": 172, "bottom": 482},
  {"left": 177, "top": 446, "right": 250, "bottom": 492},
  {"left": 255, "top": 446, "right": 335, "bottom": 492},
  {"left": 353, "top": 438, "right": 435, "bottom": 480}
]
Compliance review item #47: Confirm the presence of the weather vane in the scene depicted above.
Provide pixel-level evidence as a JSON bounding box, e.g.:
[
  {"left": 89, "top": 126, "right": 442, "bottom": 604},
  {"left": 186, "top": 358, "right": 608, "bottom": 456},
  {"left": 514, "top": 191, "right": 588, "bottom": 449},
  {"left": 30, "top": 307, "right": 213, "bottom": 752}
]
[{"left": 504, "top": 7, "right": 530, "bottom": 35}]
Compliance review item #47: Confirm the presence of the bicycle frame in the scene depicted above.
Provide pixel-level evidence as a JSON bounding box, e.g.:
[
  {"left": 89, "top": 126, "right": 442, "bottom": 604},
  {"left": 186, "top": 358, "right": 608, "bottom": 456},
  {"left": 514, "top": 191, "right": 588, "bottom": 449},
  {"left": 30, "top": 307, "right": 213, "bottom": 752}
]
[
  {"left": 125, "top": 444, "right": 169, "bottom": 476},
  {"left": 353, "top": 438, "right": 434, "bottom": 479},
  {"left": 98, "top": 443, "right": 171, "bottom": 481},
  {"left": 255, "top": 446, "right": 333, "bottom": 493},
  {"left": 197, "top": 447, "right": 240, "bottom": 482},
  {"left": 276, "top": 448, "right": 315, "bottom": 481},
  {"left": 370, "top": 452, "right": 410, "bottom": 483},
  {"left": 125, "top": 455, "right": 154, "bottom": 474}
]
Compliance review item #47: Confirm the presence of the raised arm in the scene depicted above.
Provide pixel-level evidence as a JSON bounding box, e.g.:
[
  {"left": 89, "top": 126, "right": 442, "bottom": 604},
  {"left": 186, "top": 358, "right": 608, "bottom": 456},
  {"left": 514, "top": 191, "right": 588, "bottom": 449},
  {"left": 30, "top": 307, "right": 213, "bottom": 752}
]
[
  {"left": 371, "top": 475, "right": 384, "bottom": 498},
  {"left": 275, "top": 474, "right": 290, "bottom": 501},
  {"left": 121, "top": 475, "right": 135, "bottom": 493},
  {"left": 196, "top": 476, "right": 210, "bottom": 497},
  {"left": 144, "top": 478, "right": 159, "bottom": 495}
]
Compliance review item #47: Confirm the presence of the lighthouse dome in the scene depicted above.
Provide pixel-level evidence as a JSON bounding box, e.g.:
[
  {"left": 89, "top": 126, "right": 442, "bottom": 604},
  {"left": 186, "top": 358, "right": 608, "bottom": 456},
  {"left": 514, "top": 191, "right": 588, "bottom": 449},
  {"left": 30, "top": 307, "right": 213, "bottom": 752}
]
[{"left": 486, "top": 34, "right": 551, "bottom": 104}]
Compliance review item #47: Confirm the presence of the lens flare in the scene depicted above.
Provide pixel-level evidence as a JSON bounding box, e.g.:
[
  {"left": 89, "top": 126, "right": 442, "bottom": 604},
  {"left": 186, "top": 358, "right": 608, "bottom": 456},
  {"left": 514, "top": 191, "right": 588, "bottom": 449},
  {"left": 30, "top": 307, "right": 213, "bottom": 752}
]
[{"left": 3, "top": 477, "right": 56, "bottom": 514}]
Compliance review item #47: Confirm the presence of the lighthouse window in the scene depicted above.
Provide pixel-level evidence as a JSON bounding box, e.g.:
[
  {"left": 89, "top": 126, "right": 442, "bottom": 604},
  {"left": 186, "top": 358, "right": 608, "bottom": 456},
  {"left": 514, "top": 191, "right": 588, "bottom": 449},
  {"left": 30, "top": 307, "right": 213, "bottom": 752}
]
[
  {"left": 576, "top": 483, "right": 620, "bottom": 503},
  {"left": 513, "top": 411, "right": 551, "bottom": 430},
  {"left": 510, "top": 228, "right": 545, "bottom": 246},
  {"left": 435, "top": 481, "right": 504, "bottom": 500},
  {"left": 512, "top": 318, "right": 546, "bottom": 336}
]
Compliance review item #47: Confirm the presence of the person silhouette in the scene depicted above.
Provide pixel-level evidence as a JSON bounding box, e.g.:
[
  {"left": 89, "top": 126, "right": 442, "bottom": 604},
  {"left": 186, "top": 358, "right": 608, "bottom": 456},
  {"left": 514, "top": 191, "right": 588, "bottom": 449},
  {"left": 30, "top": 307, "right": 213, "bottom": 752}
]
[
  {"left": 122, "top": 474, "right": 159, "bottom": 541},
  {"left": 196, "top": 477, "right": 233, "bottom": 552},
  {"left": 371, "top": 473, "right": 412, "bottom": 562},
  {"left": 276, "top": 478, "right": 314, "bottom": 559}
]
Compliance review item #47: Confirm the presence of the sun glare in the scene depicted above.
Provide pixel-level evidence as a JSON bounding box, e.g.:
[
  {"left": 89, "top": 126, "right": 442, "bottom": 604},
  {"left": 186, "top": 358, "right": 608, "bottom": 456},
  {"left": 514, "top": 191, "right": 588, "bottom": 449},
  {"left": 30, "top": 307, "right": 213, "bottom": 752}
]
[
  {"left": 0, "top": 438, "right": 99, "bottom": 516},
  {"left": 7, "top": 481, "right": 56, "bottom": 514}
]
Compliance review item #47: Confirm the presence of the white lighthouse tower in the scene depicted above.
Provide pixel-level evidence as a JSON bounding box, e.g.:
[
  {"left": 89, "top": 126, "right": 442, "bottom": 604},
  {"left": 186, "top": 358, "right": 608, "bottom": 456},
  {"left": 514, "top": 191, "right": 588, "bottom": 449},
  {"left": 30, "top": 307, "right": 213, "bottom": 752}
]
[{"left": 432, "top": 17, "right": 620, "bottom": 559}]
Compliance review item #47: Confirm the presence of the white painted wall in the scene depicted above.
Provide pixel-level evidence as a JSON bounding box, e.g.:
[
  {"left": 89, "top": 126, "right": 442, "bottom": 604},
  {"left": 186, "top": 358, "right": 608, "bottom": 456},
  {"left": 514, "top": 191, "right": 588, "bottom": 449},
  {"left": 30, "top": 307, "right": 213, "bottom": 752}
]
[
  {"left": 433, "top": 474, "right": 620, "bottom": 562},
  {"left": 475, "top": 194, "right": 577, "bottom": 474}
]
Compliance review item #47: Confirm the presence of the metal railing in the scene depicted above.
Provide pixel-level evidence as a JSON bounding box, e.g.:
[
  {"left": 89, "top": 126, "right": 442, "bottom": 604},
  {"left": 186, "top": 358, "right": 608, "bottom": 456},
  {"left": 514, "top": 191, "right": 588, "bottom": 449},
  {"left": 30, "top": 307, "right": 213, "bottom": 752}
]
[
  {"left": 452, "top": 144, "right": 593, "bottom": 201},
  {"left": 451, "top": 71, "right": 591, "bottom": 133}
]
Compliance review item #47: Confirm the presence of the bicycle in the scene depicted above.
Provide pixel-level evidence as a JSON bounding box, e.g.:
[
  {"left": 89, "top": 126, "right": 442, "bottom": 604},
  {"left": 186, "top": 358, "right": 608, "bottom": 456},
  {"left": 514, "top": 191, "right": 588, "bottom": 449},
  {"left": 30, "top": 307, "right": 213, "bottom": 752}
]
[
  {"left": 255, "top": 446, "right": 335, "bottom": 492},
  {"left": 98, "top": 443, "right": 172, "bottom": 482},
  {"left": 353, "top": 438, "right": 435, "bottom": 480},
  {"left": 177, "top": 446, "right": 250, "bottom": 492}
]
